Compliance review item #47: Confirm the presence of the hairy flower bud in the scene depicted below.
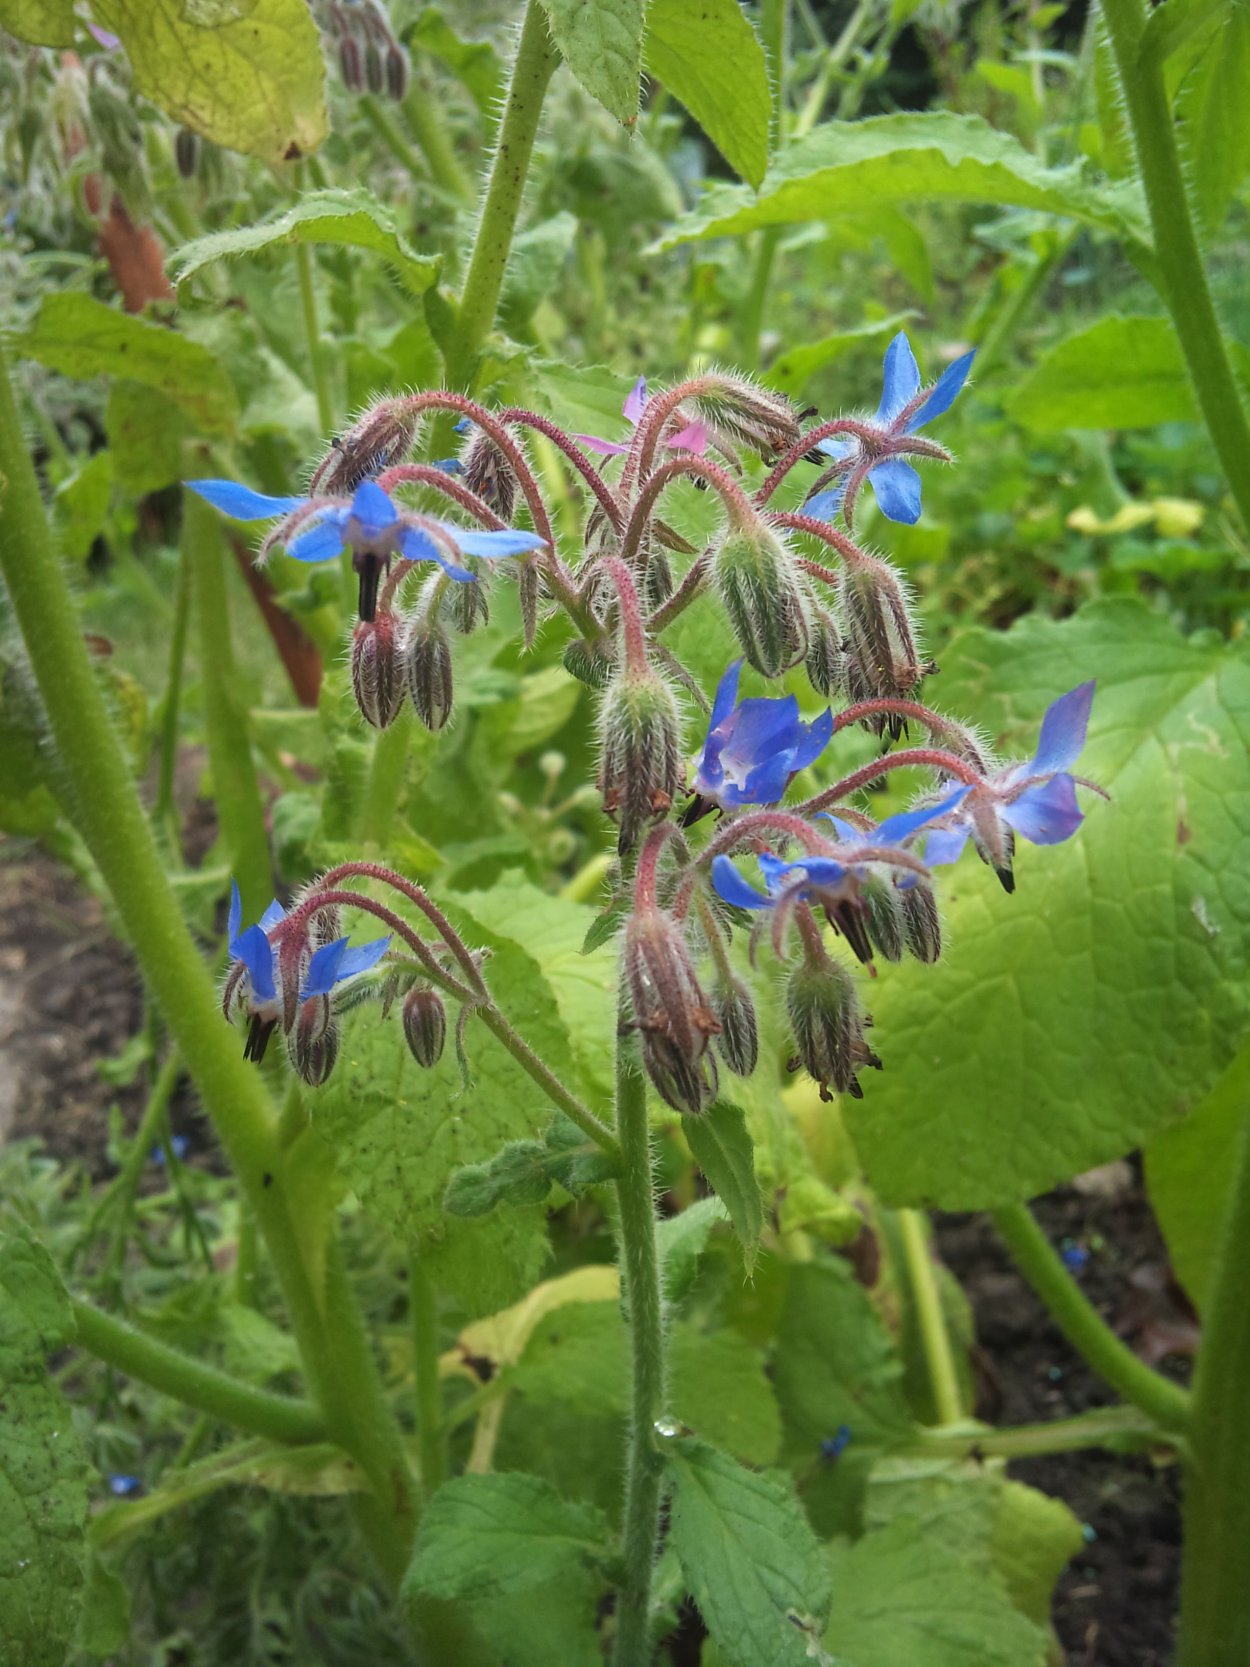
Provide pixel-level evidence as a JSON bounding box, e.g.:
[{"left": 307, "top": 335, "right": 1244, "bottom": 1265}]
[
  {"left": 338, "top": 33, "right": 364, "bottom": 92},
  {"left": 449, "top": 561, "right": 490, "bottom": 635},
  {"left": 404, "top": 619, "right": 454, "bottom": 731},
  {"left": 624, "top": 906, "right": 720, "bottom": 1114},
  {"left": 596, "top": 668, "right": 683, "bottom": 853},
  {"left": 861, "top": 873, "right": 905, "bottom": 964},
  {"left": 288, "top": 996, "right": 340, "bottom": 1087},
  {"left": 714, "top": 520, "right": 810, "bottom": 679},
  {"left": 460, "top": 428, "right": 519, "bottom": 521},
  {"left": 310, "top": 400, "right": 420, "bottom": 495},
  {"left": 403, "top": 987, "right": 446, "bottom": 1067},
  {"left": 713, "top": 976, "right": 759, "bottom": 1078},
  {"left": 899, "top": 876, "right": 942, "bottom": 963},
  {"left": 785, "top": 958, "right": 881, "bottom": 1101},
  {"left": 385, "top": 44, "right": 409, "bottom": 101},
  {"left": 351, "top": 614, "right": 405, "bottom": 728},
  {"left": 805, "top": 608, "right": 846, "bottom": 699},
  {"left": 364, "top": 40, "right": 385, "bottom": 94},
  {"left": 840, "top": 556, "right": 932, "bottom": 730},
  {"left": 564, "top": 635, "right": 616, "bottom": 690},
  {"left": 684, "top": 377, "right": 803, "bottom": 466},
  {"left": 174, "top": 127, "right": 200, "bottom": 179}
]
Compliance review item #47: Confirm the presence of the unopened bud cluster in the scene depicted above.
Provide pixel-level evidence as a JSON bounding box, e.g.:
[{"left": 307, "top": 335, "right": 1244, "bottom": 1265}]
[{"left": 325, "top": 0, "right": 409, "bottom": 100}]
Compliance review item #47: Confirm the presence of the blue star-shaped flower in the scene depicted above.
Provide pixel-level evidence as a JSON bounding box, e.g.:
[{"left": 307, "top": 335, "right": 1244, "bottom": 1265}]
[
  {"left": 689, "top": 659, "right": 833, "bottom": 816},
  {"left": 188, "top": 477, "right": 546, "bottom": 620},
  {"left": 806, "top": 332, "right": 975, "bottom": 526},
  {"left": 922, "top": 682, "right": 1098, "bottom": 889}
]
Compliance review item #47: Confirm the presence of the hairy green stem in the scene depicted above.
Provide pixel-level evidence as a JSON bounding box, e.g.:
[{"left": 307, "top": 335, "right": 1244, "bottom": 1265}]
[
  {"left": 992, "top": 1202, "right": 1189, "bottom": 1432},
  {"left": 0, "top": 339, "right": 416, "bottom": 1584},
  {"left": 403, "top": 80, "right": 474, "bottom": 203},
  {"left": 183, "top": 490, "right": 272, "bottom": 916},
  {"left": 447, "top": 1, "right": 558, "bottom": 385},
  {"left": 72, "top": 1299, "right": 326, "bottom": 1444},
  {"left": 478, "top": 1005, "right": 619, "bottom": 1157},
  {"left": 411, "top": 1256, "right": 446, "bottom": 1496},
  {"left": 1102, "top": 0, "right": 1250, "bottom": 530},
  {"left": 359, "top": 93, "right": 430, "bottom": 185},
  {"left": 897, "top": 1209, "right": 964, "bottom": 1425},
  {"left": 905, "top": 1403, "right": 1172, "bottom": 1462},
  {"left": 294, "top": 235, "right": 334, "bottom": 435},
  {"left": 1176, "top": 1048, "right": 1250, "bottom": 1666},
  {"left": 611, "top": 1055, "right": 666, "bottom": 1667},
  {"left": 153, "top": 546, "right": 192, "bottom": 856}
]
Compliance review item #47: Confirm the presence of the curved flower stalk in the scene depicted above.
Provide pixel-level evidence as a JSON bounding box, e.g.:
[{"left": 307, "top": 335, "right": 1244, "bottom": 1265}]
[{"left": 575, "top": 375, "right": 708, "bottom": 457}]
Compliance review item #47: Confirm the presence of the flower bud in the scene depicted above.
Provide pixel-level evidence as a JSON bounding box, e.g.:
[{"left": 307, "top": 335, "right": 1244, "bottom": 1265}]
[
  {"left": 288, "top": 996, "right": 340, "bottom": 1087},
  {"left": 643, "top": 548, "right": 674, "bottom": 611},
  {"left": 861, "top": 873, "right": 905, "bottom": 964},
  {"left": 310, "top": 399, "right": 420, "bottom": 495},
  {"left": 385, "top": 44, "right": 409, "bottom": 101},
  {"left": 449, "top": 562, "right": 490, "bottom": 635},
  {"left": 351, "top": 614, "right": 405, "bottom": 728},
  {"left": 624, "top": 906, "right": 720, "bottom": 1114},
  {"left": 404, "top": 619, "right": 454, "bottom": 731},
  {"left": 785, "top": 958, "right": 881, "bottom": 1102},
  {"left": 403, "top": 987, "right": 446, "bottom": 1067},
  {"left": 714, "top": 520, "right": 810, "bottom": 679},
  {"left": 596, "top": 668, "right": 683, "bottom": 853},
  {"left": 564, "top": 635, "right": 616, "bottom": 690},
  {"left": 684, "top": 376, "right": 803, "bottom": 465},
  {"left": 840, "top": 556, "right": 931, "bottom": 730},
  {"left": 899, "top": 876, "right": 942, "bottom": 963},
  {"left": 460, "top": 428, "right": 519, "bottom": 521},
  {"left": 713, "top": 976, "right": 759, "bottom": 1078},
  {"left": 805, "top": 608, "right": 846, "bottom": 699},
  {"left": 174, "top": 127, "right": 200, "bottom": 179},
  {"left": 364, "top": 41, "right": 386, "bottom": 95},
  {"left": 338, "top": 34, "right": 364, "bottom": 92},
  {"left": 517, "top": 557, "right": 542, "bottom": 649}
]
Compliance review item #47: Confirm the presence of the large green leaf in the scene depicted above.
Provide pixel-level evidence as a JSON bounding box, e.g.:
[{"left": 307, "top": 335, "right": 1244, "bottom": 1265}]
[
  {"left": 91, "top": 0, "right": 326, "bottom": 166},
  {"left": 172, "top": 191, "right": 440, "bottom": 296},
  {"left": 1145, "top": 1030, "right": 1250, "bottom": 1312},
  {"left": 667, "top": 1438, "right": 831, "bottom": 1667},
  {"left": 823, "top": 1520, "right": 1047, "bottom": 1667},
  {"left": 0, "top": 0, "right": 75, "bottom": 45},
  {"left": 0, "top": 1237, "right": 90, "bottom": 1667},
  {"left": 649, "top": 113, "right": 1149, "bottom": 252},
  {"left": 844, "top": 599, "right": 1250, "bottom": 1209},
  {"left": 643, "top": 0, "right": 771, "bottom": 188},
  {"left": 538, "top": 0, "right": 646, "bottom": 125},
  {"left": 1175, "top": 3, "right": 1250, "bottom": 235},
  {"left": 1006, "top": 314, "right": 1201, "bottom": 429},
  {"left": 404, "top": 1473, "right": 610, "bottom": 1602},
  {"left": 19, "top": 295, "right": 236, "bottom": 436}
]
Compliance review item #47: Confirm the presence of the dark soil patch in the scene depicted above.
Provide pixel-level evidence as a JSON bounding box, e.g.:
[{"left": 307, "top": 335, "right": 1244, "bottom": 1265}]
[{"left": 938, "top": 1170, "right": 1191, "bottom": 1667}]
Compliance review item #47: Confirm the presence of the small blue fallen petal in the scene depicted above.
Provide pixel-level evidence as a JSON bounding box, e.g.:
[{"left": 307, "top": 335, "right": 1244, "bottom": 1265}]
[
  {"left": 877, "top": 332, "right": 921, "bottom": 426},
  {"left": 1002, "top": 774, "right": 1084, "bottom": 845},
  {"left": 906, "top": 348, "right": 975, "bottom": 432},
  {"left": 233, "top": 924, "right": 276, "bottom": 1002},
  {"left": 187, "top": 479, "right": 305, "bottom": 520},
  {"left": 1031, "top": 681, "right": 1095, "bottom": 776},
  {"left": 869, "top": 457, "right": 924, "bottom": 524},
  {"left": 302, "top": 938, "right": 349, "bottom": 1000},
  {"left": 711, "top": 855, "right": 772, "bottom": 910},
  {"left": 108, "top": 1475, "right": 143, "bottom": 1498},
  {"left": 351, "top": 478, "right": 398, "bottom": 535},
  {"left": 287, "top": 515, "right": 347, "bottom": 564}
]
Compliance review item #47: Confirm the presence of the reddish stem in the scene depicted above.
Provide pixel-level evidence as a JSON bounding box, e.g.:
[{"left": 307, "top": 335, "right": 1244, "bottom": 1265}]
[
  {"left": 376, "top": 464, "right": 506, "bottom": 528},
  {"left": 646, "top": 549, "right": 712, "bottom": 633},
  {"left": 619, "top": 455, "right": 756, "bottom": 571},
  {"left": 634, "top": 823, "right": 688, "bottom": 911},
  {"left": 753, "top": 418, "right": 876, "bottom": 506},
  {"left": 770, "top": 511, "right": 873, "bottom": 567},
  {"left": 696, "top": 810, "right": 827, "bottom": 868},
  {"left": 495, "top": 408, "right": 625, "bottom": 532},
  {"left": 598, "top": 555, "right": 650, "bottom": 674},
  {"left": 287, "top": 889, "right": 475, "bottom": 1000},
  {"left": 798, "top": 748, "right": 984, "bottom": 815}
]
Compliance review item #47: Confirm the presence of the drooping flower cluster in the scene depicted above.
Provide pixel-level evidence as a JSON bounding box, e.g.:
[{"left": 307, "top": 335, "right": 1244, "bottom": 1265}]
[{"left": 205, "top": 335, "right": 1102, "bottom": 1112}]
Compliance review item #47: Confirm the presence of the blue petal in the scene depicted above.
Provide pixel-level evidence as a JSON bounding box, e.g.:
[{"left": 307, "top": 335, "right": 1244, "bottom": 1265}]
[
  {"left": 302, "top": 938, "right": 348, "bottom": 999},
  {"left": 816, "top": 812, "right": 865, "bottom": 842},
  {"left": 924, "top": 822, "right": 972, "bottom": 867},
  {"left": 708, "top": 660, "right": 744, "bottom": 736},
  {"left": 711, "top": 855, "right": 773, "bottom": 910},
  {"left": 779, "top": 854, "right": 848, "bottom": 890},
  {"left": 228, "top": 879, "right": 242, "bottom": 948},
  {"left": 453, "top": 417, "right": 473, "bottom": 434},
  {"left": 874, "top": 785, "right": 971, "bottom": 846},
  {"left": 789, "top": 707, "right": 833, "bottom": 774},
  {"left": 351, "top": 479, "right": 399, "bottom": 536},
  {"left": 188, "top": 479, "right": 305, "bottom": 520},
  {"left": 623, "top": 376, "right": 648, "bottom": 423},
  {"left": 1002, "top": 775, "right": 1084, "bottom": 845},
  {"left": 432, "top": 458, "right": 465, "bottom": 474},
  {"left": 804, "top": 484, "right": 845, "bottom": 521},
  {"left": 287, "top": 515, "right": 348, "bottom": 563},
  {"left": 399, "top": 524, "right": 473, "bottom": 581},
  {"left": 738, "top": 751, "right": 795, "bottom": 807},
  {"left": 259, "top": 900, "right": 286, "bottom": 932},
  {"left": 449, "top": 525, "right": 546, "bottom": 559},
  {"left": 869, "top": 457, "right": 923, "bottom": 524},
  {"left": 815, "top": 436, "right": 853, "bottom": 461},
  {"left": 334, "top": 936, "right": 391, "bottom": 979},
  {"left": 1031, "top": 681, "right": 1095, "bottom": 776},
  {"left": 905, "top": 349, "right": 975, "bottom": 432},
  {"left": 877, "top": 333, "right": 921, "bottom": 425},
  {"left": 233, "top": 924, "right": 276, "bottom": 1002},
  {"left": 728, "top": 696, "right": 802, "bottom": 763}
]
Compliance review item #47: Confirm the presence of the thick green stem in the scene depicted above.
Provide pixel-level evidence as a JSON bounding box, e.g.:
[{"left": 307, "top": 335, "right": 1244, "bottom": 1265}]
[
  {"left": 0, "top": 339, "right": 415, "bottom": 1583},
  {"left": 447, "top": 2, "right": 558, "bottom": 386},
  {"left": 1102, "top": 0, "right": 1250, "bottom": 530},
  {"left": 1176, "top": 1083, "right": 1250, "bottom": 1665},
  {"left": 183, "top": 490, "right": 272, "bottom": 916},
  {"left": 611, "top": 1055, "right": 666, "bottom": 1667},
  {"left": 992, "top": 1202, "right": 1189, "bottom": 1432},
  {"left": 905, "top": 1403, "right": 1171, "bottom": 1462},
  {"left": 411, "top": 1256, "right": 446, "bottom": 1496},
  {"left": 897, "top": 1209, "right": 964, "bottom": 1426},
  {"left": 73, "top": 1299, "right": 326, "bottom": 1444}
]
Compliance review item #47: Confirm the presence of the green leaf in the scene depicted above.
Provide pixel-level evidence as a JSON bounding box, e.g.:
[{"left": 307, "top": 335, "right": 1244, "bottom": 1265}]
[
  {"left": 1177, "top": 6, "right": 1250, "bottom": 235},
  {"left": 670, "top": 1329, "right": 782, "bottom": 1467},
  {"left": 443, "top": 1116, "right": 617, "bottom": 1217},
  {"left": 501, "top": 213, "right": 580, "bottom": 326},
  {"left": 19, "top": 295, "right": 236, "bottom": 435},
  {"left": 172, "top": 190, "right": 440, "bottom": 296},
  {"left": 682, "top": 1102, "right": 764, "bottom": 1264},
  {"left": 657, "top": 1195, "right": 729, "bottom": 1303},
  {"left": 0, "top": 0, "right": 75, "bottom": 46},
  {"left": 1145, "top": 1030, "right": 1250, "bottom": 1313},
  {"left": 0, "top": 1236, "right": 90, "bottom": 1667},
  {"left": 824, "top": 1520, "right": 1048, "bottom": 1666},
  {"left": 666, "top": 1438, "right": 831, "bottom": 1667},
  {"left": 993, "top": 1478, "right": 1086, "bottom": 1628},
  {"left": 91, "top": 0, "right": 326, "bottom": 166},
  {"left": 643, "top": 0, "right": 771, "bottom": 188},
  {"left": 408, "top": 9, "right": 505, "bottom": 115},
  {"left": 404, "top": 1474, "right": 610, "bottom": 1603},
  {"left": 105, "top": 383, "right": 188, "bottom": 496},
  {"left": 1006, "top": 314, "right": 1204, "bottom": 429},
  {"left": 538, "top": 0, "right": 646, "bottom": 125},
  {"left": 844, "top": 599, "right": 1250, "bottom": 1209},
  {"left": 649, "top": 113, "right": 1148, "bottom": 253},
  {"left": 76, "top": 1550, "right": 130, "bottom": 1658},
  {"left": 52, "top": 451, "right": 113, "bottom": 562}
]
